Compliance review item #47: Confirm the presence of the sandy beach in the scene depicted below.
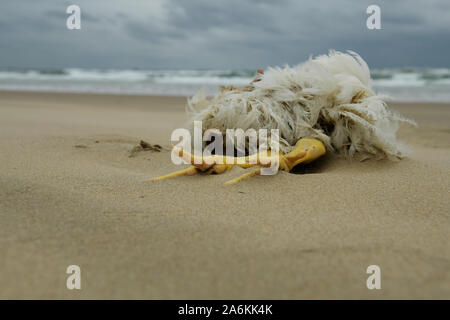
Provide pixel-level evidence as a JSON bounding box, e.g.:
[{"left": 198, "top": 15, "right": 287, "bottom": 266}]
[{"left": 0, "top": 90, "right": 449, "bottom": 299}]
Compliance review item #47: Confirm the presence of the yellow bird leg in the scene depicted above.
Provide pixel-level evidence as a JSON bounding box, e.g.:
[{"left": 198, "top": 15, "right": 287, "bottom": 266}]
[
  {"left": 149, "top": 166, "right": 198, "bottom": 181},
  {"left": 149, "top": 138, "right": 326, "bottom": 184},
  {"left": 175, "top": 146, "right": 269, "bottom": 170},
  {"left": 224, "top": 168, "right": 261, "bottom": 185},
  {"left": 224, "top": 138, "right": 326, "bottom": 185},
  {"left": 282, "top": 138, "right": 326, "bottom": 171}
]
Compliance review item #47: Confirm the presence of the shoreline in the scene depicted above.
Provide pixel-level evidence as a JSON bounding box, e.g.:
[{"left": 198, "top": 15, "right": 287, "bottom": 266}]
[{"left": 1, "top": 89, "right": 450, "bottom": 105}]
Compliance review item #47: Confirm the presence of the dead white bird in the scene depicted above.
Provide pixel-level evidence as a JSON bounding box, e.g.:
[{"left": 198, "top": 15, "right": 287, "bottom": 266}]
[{"left": 151, "top": 50, "right": 415, "bottom": 185}]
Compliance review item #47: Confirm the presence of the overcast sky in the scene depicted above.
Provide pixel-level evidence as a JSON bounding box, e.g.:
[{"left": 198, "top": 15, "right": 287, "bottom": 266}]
[{"left": 1, "top": 0, "right": 449, "bottom": 70}]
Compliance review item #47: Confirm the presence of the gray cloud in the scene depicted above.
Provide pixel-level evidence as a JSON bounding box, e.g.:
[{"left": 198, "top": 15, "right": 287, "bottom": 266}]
[{"left": 0, "top": 0, "right": 449, "bottom": 69}]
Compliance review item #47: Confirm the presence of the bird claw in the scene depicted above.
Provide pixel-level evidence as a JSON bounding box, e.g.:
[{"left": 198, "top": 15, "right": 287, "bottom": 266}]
[{"left": 150, "top": 138, "right": 326, "bottom": 185}]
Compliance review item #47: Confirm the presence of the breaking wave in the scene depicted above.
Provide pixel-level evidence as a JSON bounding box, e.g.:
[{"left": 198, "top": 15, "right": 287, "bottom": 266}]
[{"left": 0, "top": 67, "right": 449, "bottom": 102}]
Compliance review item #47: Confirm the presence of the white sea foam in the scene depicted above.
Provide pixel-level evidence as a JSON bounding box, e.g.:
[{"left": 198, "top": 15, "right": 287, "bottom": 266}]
[{"left": 0, "top": 67, "right": 449, "bottom": 102}]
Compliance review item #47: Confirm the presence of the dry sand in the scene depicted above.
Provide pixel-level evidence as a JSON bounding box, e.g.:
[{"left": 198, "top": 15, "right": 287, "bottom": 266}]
[{"left": 0, "top": 90, "right": 449, "bottom": 299}]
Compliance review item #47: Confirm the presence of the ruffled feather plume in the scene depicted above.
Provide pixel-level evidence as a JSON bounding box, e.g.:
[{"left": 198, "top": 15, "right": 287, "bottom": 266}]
[{"left": 187, "top": 50, "right": 416, "bottom": 159}]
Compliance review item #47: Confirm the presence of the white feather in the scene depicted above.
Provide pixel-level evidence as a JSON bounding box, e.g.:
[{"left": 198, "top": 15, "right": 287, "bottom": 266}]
[{"left": 187, "top": 51, "right": 416, "bottom": 159}]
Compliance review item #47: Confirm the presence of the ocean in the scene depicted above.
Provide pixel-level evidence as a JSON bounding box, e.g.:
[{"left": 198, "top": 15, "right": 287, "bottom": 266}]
[{"left": 0, "top": 67, "right": 449, "bottom": 102}]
